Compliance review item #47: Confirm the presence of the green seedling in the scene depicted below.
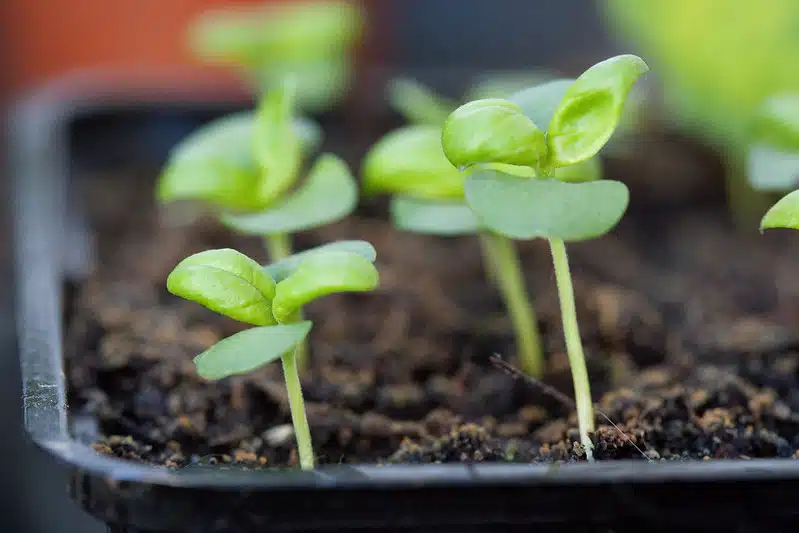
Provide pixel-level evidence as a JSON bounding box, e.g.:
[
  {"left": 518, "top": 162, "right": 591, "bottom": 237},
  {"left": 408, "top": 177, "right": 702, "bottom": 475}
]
[
  {"left": 361, "top": 122, "right": 547, "bottom": 379},
  {"left": 441, "top": 54, "right": 649, "bottom": 461},
  {"left": 166, "top": 243, "right": 379, "bottom": 470},
  {"left": 362, "top": 75, "right": 615, "bottom": 379},
  {"left": 747, "top": 94, "right": 799, "bottom": 193},
  {"left": 157, "top": 78, "right": 358, "bottom": 371},
  {"left": 188, "top": 1, "right": 363, "bottom": 112}
]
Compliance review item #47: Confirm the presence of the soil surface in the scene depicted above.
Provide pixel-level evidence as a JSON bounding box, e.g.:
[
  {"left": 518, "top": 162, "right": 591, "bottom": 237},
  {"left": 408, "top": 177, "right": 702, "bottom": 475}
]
[{"left": 65, "top": 138, "right": 799, "bottom": 469}]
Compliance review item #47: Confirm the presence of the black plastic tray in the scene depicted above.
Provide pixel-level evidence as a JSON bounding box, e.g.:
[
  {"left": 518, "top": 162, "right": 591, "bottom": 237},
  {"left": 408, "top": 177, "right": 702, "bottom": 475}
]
[{"left": 11, "top": 85, "right": 799, "bottom": 533}]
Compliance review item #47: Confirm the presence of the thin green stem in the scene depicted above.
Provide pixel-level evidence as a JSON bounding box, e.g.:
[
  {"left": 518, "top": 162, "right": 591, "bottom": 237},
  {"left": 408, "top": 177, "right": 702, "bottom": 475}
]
[
  {"left": 548, "top": 237, "right": 594, "bottom": 461},
  {"left": 280, "top": 347, "right": 315, "bottom": 470},
  {"left": 265, "top": 233, "right": 308, "bottom": 372},
  {"left": 481, "top": 231, "right": 544, "bottom": 378},
  {"left": 477, "top": 233, "right": 499, "bottom": 285}
]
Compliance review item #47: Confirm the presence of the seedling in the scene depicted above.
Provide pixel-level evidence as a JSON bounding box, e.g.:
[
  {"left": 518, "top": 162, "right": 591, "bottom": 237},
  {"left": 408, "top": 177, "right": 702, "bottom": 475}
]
[
  {"left": 188, "top": 1, "right": 364, "bottom": 112},
  {"left": 361, "top": 121, "right": 547, "bottom": 379},
  {"left": 440, "top": 54, "right": 649, "bottom": 461},
  {"left": 166, "top": 243, "right": 379, "bottom": 470},
  {"left": 157, "top": 78, "right": 359, "bottom": 371}
]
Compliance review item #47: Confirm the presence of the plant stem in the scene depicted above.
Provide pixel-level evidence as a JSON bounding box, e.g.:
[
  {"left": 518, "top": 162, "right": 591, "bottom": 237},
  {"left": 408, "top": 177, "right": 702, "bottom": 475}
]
[
  {"left": 481, "top": 231, "right": 544, "bottom": 378},
  {"left": 280, "top": 347, "right": 315, "bottom": 470},
  {"left": 265, "top": 233, "right": 309, "bottom": 372},
  {"left": 265, "top": 233, "right": 293, "bottom": 262},
  {"left": 548, "top": 237, "right": 594, "bottom": 461},
  {"left": 477, "top": 233, "right": 499, "bottom": 285}
]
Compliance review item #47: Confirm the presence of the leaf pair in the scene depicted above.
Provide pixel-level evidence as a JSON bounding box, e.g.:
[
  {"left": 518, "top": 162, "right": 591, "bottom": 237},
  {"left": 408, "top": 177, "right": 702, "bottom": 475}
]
[
  {"left": 157, "top": 80, "right": 357, "bottom": 234},
  {"left": 440, "top": 55, "right": 648, "bottom": 242},
  {"left": 167, "top": 242, "right": 379, "bottom": 379},
  {"left": 442, "top": 55, "right": 649, "bottom": 173}
]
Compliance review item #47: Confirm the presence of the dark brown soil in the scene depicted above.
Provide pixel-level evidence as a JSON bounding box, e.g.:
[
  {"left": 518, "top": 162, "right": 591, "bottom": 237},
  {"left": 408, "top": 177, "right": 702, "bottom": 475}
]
[{"left": 65, "top": 143, "right": 799, "bottom": 469}]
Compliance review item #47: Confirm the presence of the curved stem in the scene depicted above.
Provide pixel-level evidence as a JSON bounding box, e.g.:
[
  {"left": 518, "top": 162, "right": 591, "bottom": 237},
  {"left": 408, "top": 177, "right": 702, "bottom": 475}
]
[
  {"left": 281, "top": 347, "right": 315, "bottom": 469},
  {"left": 481, "top": 231, "right": 544, "bottom": 378},
  {"left": 265, "top": 233, "right": 308, "bottom": 372},
  {"left": 548, "top": 237, "right": 594, "bottom": 461}
]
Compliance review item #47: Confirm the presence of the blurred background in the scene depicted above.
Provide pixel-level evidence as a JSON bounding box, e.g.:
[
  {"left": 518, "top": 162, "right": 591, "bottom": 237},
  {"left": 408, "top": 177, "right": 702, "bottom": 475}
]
[{"left": 3, "top": 0, "right": 799, "bottom": 531}]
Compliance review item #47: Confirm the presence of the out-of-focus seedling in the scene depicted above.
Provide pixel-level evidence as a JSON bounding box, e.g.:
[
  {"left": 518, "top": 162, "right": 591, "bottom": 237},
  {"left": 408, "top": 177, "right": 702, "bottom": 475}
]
[
  {"left": 188, "top": 1, "right": 364, "bottom": 112},
  {"left": 157, "top": 79, "right": 358, "bottom": 371},
  {"left": 441, "top": 55, "right": 649, "bottom": 461},
  {"left": 361, "top": 122, "right": 546, "bottom": 378},
  {"left": 747, "top": 94, "right": 799, "bottom": 194},
  {"left": 166, "top": 245, "right": 379, "bottom": 470}
]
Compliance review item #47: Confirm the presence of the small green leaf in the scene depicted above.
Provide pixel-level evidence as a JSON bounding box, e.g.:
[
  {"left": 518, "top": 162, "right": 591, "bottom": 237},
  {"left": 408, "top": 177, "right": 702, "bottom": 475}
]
[
  {"left": 254, "top": 78, "right": 303, "bottom": 206},
  {"left": 391, "top": 196, "right": 480, "bottom": 236},
  {"left": 194, "top": 323, "right": 312, "bottom": 380},
  {"left": 221, "top": 154, "right": 357, "bottom": 235},
  {"left": 264, "top": 240, "right": 377, "bottom": 283},
  {"left": 553, "top": 157, "right": 603, "bottom": 183},
  {"left": 187, "top": 7, "right": 265, "bottom": 67},
  {"left": 464, "top": 170, "right": 629, "bottom": 241},
  {"left": 508, "top": 78, "right": 574, "bottom": 131},
  {"left": 362, "top": 125, "right": 464, "bottom": 200},
  {"left": 167, "top": 248, "right": 277, "bottom": 326},
  {"left": 761, "top": 190, "right": 799, "bottom": 231},
  {"left": 157, "top": 113, "right": 262, "bottom": 211},
  {"left": 750, "top": 94, "right": 799, "bottom": 152},
  {"left": 547, "top": 55, "right": 649, "bottom": 167},
  {"left": 747, "top": 143, "right": 799, "bottom": 191},
  {"left": 388, "top": 78, "right": 457, "bottom": 126},
  {"left": 272, "top": 251, "right": 379, "bottom": 323},
  {"left": 442, "top": 98, "right": 547, "bottom": 170}
]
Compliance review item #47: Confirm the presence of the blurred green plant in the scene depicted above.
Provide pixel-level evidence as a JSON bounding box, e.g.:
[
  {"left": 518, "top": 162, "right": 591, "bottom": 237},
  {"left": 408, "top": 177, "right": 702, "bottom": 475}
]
[
  {"left": 603, "top": 0, "right": 799, "bottom": 222},
  {"left": 166, "top": 245, "right": 378, "bottom": 470},
  {"left": 157, "top": 78, "right": 359, "bottom": 371},
  {"left": 188, "top": 1, "right": 364, "bottom": 112},
  {"left": 441, "top": 55, "right": 648, "bottom": 461}
]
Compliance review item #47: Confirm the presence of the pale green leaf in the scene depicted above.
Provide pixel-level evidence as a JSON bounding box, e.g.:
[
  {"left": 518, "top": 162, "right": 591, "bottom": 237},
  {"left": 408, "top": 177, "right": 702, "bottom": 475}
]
[
  {"left": 464, "top": 170, "right": 629, "bottom": 241},
  {"left": 390, "top": 196, "right": 480, "bottom": 236},
  {"left": 388, "top": 78, "right": 457, "bottom": 126},
  {"left": 362, "top": 125, "right": 463, "bottom": 200},
  {"left": 167, "top": 248, "right": 277, "bottom": 326},
  {"left": 157, "top": 112, "right": 322, "bottom": 212},
  {"left": 221, "top": 154, "right": 357, "bottom": 235},
  {"left": 264, "top": 240, "right": 376, "bottom": 283},
  {"left": 253, "top": 56, "right": 353, "bottom": 113},
  {"left": 442, "top": 98, "right": 547, "bottom": 169},
  {"left": 156, "top": 113, "right": 262, "bottom": 211},
  {"left": 761, "top": 190, "right": 799, "bottom": 231},
  {"left": 508, "top": 78, "right": 574, "bottom": 131},
  {"left": 747, "top": 143, "right": 799, "bottom": 191},
  {"left": 272, "top": 251, "right": 379, "bottom": 323},
  {"left": 194, "top": 323, "right": 312, "bottom": 380},
  {"left": 547, "top": 55, "right": 649, "bottom": 167},
  {"left": 254, "top": 78, "right": 303, "bottom": 206},
  {"left": 553, "top": 157, "right": 603, "bottom": 183}
]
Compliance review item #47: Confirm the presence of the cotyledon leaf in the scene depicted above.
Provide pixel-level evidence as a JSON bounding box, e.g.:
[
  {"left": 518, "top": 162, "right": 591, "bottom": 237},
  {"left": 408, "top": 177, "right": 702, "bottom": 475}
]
[
  {"left": 220, "top": 153, "right": 357, "bottom": 234},
  {"left": 508, "top": 78, "right": 574, "bottom": 132},
  {"left": 761, "top": 189, "right": 799, "bottom": 231},
  {"left": 166, "top": 248, "right": 277, "bottom": 326},
  {"left": 390, "top": 196, "right": 480, "bottom": 236},
  {"left": 263, "top": 240, "right": 377, "bottom": 283},
  {"left": 272, "top": 250, "right": 379, "bottom": 323},
  {"left": 464, "top": 170, "right": 629, "bottom": 242},
  {"left": 194, "top": 322, "right": 312, "bottom": 380}
]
